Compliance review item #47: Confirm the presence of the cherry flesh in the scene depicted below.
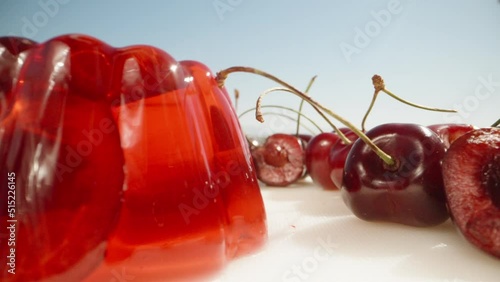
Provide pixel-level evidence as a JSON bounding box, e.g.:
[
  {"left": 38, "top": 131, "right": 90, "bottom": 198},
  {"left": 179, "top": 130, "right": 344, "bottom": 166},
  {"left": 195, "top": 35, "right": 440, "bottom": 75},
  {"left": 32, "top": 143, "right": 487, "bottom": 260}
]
[
  {"left": 252, "top": 133, "right": 305, "bottom": 186},
  {"left": 341, "top": 123, "right": 449, "bottom": 227},
  {"left": 442, "top": 127, "right": 500, "bottom": 258},
  {"left": 428, "top": 123, "right": 476, "bottom": 148}
]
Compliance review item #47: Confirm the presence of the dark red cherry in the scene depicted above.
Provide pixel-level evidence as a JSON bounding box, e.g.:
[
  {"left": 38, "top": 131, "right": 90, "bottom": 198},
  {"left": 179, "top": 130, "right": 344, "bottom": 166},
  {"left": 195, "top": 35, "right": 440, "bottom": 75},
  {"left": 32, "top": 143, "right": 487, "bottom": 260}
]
[
  {"left": 442, "top": 127, "right": 500, "bottom": 258},
  {"left": 428, "top": 123, "right": 476, "bottom": 148},
  {"left": 341, "top": 123, "right": 449, "bottom": 227},
  {"left": 251, "top": 133, "right": 305, "bottom": 186},
  {"left": 329, "top": 129, "right": 358, "bottom": 190}
]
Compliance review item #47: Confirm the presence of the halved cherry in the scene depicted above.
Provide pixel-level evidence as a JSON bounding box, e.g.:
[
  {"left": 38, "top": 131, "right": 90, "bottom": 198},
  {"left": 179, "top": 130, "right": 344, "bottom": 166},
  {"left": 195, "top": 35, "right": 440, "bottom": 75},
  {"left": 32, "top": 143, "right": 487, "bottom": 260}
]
[
  {"left": 428, "top": 123, "right": 476, "bottom": 148},
  {"left": 252, "top": 133, "right": 305, "bottom": 186},
  {"left": 442, "top": 127, "right": 500, "bottom": 258}
]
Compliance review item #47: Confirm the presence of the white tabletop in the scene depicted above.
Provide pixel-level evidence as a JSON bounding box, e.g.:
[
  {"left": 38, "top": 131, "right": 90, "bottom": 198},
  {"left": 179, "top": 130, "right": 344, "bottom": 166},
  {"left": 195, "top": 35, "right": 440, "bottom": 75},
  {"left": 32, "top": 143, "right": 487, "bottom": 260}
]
[{"left": 209, "top": 179, "right": 500, "bottom": 282}]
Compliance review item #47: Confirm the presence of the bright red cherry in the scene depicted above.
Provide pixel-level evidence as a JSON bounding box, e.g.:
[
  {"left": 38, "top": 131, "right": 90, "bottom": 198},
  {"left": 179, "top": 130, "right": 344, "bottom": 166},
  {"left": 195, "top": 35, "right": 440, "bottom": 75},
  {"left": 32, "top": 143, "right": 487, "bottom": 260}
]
[
  {"left": 305, "top": 129, "right": 355, "bottom": 190},
  {"left": 329, "top": 129, "right": 358, "bottom": 190},
  {"left": 341, "top": 123, "right": 449, "bottom": 227},
  {"left": 428, "top": 123, "right": 476, "bottom": 148},
  {"left": 305, "top": 132, "right": 343, "bottom": 190},
  {"left": 442, "top": 127, "right": 500, "bottom": 258}
]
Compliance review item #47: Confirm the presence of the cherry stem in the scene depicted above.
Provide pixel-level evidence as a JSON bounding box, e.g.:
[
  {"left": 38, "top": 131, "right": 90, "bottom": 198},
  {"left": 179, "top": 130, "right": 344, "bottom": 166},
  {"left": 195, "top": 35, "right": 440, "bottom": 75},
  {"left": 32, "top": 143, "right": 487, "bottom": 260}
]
[
  {"left": 361, "top": 75, "right": 457, "bottom": 131},
  {"left": 361, "top": 89, "right": 379, "bottom": 132},
  {"left": 238, "top": 104, "right": 324, "bottom": 133},
  {"left": 234, "top": 89, "right": 240, "bottom": 112},
  {"left": 216, "top": 66, "right": 394, "bottom": 166},
  {"left": 296, "top": 75, "right": 317, "bottom": 136},
  {"left": 492, "top": 118, "right": 500, "bottom": 127}
]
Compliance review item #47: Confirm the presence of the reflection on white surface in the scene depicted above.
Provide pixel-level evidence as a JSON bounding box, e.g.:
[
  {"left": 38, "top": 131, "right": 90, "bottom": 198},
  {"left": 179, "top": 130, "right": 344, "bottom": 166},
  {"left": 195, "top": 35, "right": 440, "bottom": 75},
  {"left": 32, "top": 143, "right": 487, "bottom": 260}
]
[{"left": 209, "top": 179, "right": 499, "bottom": 282}]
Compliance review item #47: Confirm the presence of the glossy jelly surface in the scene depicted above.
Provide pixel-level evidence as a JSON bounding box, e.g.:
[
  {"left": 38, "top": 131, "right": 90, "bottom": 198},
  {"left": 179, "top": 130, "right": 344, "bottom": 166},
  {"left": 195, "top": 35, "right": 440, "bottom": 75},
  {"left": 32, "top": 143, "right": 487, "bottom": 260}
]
[{"left": 0, "top": 35, "right": 266, "bottom": 281}]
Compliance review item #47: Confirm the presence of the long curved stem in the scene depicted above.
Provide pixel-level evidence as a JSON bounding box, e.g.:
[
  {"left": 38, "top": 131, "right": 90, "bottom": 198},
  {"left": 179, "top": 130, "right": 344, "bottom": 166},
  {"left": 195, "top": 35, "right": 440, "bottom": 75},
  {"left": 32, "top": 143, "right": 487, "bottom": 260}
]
[
  {"left": 217, "top": 67, "right": 394, "bottom": 166},
  {"left": 361, "top": 75, "right": 457, "bottom": 131},
  {"left": 296, "top": 75, "right": 317, "bottom": 136},
  {"left": 238, "top": 104, "right": 324, "bottom": 133},
  {"left": 382, "top": 88, "right": 457, "bottom": 112},
  {"left": 361, "top": 90, "right": 379, "bottom": 132}
]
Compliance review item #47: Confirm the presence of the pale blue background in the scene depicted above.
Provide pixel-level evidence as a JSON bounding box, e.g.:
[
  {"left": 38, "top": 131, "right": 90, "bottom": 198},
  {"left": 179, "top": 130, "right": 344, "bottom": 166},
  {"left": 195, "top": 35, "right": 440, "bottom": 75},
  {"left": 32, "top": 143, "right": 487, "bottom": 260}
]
[{"left": 1, "top": 0, "right": 499, "bottom": 137}]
